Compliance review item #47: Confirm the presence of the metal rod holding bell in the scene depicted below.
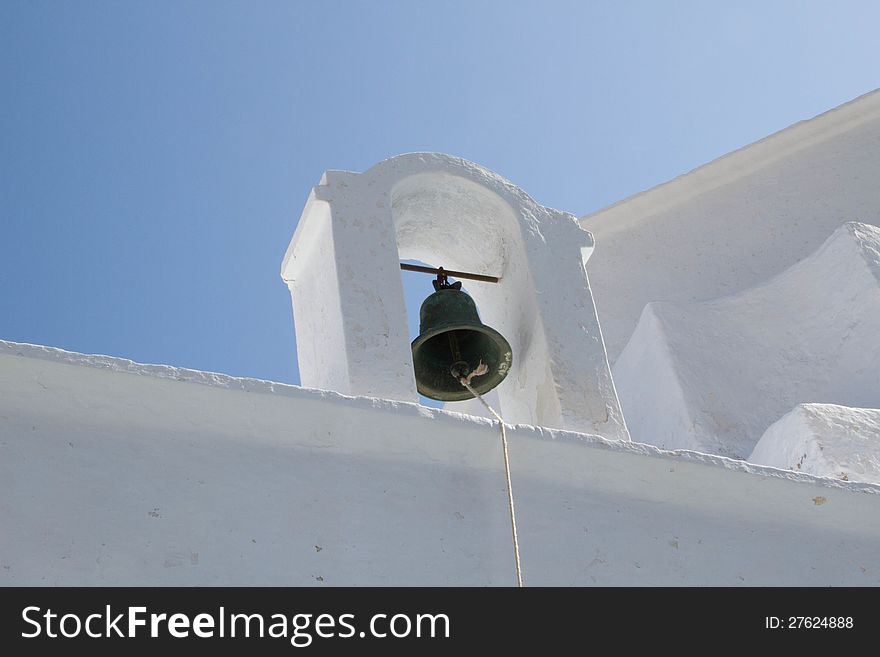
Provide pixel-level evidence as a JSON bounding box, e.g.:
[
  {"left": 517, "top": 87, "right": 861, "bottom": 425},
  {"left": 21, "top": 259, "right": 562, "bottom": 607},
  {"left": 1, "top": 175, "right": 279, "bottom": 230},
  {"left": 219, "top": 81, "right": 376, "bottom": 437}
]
[{"left": 399, "top": 262, "right": 500, "bottom": 284}]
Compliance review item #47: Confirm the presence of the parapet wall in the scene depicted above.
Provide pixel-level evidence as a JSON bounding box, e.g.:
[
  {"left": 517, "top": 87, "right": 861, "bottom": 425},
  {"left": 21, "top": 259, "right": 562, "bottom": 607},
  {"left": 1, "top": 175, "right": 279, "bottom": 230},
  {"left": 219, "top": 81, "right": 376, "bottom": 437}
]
[{"left": 2, "top": 340, "right": 878, "bottom": 586}]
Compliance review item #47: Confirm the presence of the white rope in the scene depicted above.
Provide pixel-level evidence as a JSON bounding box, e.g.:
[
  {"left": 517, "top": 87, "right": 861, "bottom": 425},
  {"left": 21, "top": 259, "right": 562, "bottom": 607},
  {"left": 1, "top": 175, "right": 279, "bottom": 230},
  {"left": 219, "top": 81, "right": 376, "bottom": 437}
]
[{"left": 458, "top": 362, "right": 523, "bottom": 588}]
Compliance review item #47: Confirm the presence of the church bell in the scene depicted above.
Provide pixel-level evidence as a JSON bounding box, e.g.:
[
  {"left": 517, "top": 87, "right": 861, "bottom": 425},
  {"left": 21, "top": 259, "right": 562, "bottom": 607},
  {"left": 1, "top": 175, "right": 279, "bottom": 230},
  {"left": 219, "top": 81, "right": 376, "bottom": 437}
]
[{"left": 411, "top": 269, "right": 512, "bottom": 401}]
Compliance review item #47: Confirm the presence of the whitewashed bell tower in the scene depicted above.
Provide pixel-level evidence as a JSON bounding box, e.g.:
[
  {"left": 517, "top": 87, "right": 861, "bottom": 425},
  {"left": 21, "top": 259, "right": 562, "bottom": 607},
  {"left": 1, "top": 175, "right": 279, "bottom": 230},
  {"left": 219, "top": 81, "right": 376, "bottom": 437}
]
[{"left": 280, "top": 153, "right": 629, "bottom": 441}]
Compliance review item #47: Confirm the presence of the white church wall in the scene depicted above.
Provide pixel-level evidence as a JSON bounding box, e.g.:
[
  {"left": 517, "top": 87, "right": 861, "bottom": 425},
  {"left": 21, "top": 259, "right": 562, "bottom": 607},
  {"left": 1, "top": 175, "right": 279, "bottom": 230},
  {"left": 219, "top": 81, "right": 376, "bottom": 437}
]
[
  {"left": 582, "top": 89, "right": 880, "bottom": 363},
  {"left": 2, "top": 340, "right": 879, "bottom": 586},
  {"left": 613, "top": 222, "right": 880, "bottom": 458},
  {"left": 749, "top": 404, "right": 880, "bottom": 485}
]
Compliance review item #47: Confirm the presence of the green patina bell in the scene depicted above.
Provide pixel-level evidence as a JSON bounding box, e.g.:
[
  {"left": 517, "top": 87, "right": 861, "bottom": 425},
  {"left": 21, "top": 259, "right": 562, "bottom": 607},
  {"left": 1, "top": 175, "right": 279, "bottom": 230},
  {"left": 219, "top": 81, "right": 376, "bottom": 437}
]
[{"left": 411, "top": 273, "right": 512, "bottom": 402}]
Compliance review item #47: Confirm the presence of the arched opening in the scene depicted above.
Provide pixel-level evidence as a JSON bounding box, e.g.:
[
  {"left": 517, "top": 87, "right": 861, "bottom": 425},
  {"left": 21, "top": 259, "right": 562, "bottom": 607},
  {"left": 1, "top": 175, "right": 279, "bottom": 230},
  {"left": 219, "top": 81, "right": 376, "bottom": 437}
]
[{"left": 391, "top": 171, "right": 552, "bottom": 420}]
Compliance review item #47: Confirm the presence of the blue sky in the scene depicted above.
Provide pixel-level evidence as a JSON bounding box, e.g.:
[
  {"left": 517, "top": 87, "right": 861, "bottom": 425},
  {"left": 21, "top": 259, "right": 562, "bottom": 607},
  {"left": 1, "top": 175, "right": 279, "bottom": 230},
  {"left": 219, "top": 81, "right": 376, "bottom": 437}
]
[{"left": 2, "top": 1, "right": 878, "bottom": 388}]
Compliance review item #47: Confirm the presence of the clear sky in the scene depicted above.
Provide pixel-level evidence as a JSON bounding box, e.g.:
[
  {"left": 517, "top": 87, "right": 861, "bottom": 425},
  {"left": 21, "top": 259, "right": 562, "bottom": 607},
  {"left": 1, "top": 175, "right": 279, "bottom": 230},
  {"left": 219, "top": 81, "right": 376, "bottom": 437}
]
[{"left": 2, "top": 0, "right": 878, "bottom": 389}]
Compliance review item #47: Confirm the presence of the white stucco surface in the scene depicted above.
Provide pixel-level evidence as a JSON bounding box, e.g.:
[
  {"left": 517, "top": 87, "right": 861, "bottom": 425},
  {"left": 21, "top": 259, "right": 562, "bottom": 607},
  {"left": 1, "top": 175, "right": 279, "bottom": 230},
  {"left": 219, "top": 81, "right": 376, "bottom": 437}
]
[
  {"left": 2, "top": 340, "right": 878, "bottom": 586},
  {"left": 613, "top": 222, "right": 880, "bottom": 459},
  {"left": 750, "top": 404, "right": 880, "bottom": 485},
  {"left": 581, "top": 89, "right": 880, "bottom": 363}
]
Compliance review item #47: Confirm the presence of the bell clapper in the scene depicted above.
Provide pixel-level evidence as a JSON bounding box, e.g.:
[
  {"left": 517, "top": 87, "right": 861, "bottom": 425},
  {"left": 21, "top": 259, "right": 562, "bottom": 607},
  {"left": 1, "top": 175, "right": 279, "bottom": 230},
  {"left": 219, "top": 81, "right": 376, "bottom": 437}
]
[{"left": 447, "top": 331, "right": 471, "bottom": 379}]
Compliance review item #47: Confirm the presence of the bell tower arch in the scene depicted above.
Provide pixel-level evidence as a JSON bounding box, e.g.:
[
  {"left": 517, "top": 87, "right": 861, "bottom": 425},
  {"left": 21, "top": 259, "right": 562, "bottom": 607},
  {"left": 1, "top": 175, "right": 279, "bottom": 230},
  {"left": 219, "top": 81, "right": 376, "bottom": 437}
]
[{"left": 281, "top": 153, "right": 628, "bottom": 441}]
